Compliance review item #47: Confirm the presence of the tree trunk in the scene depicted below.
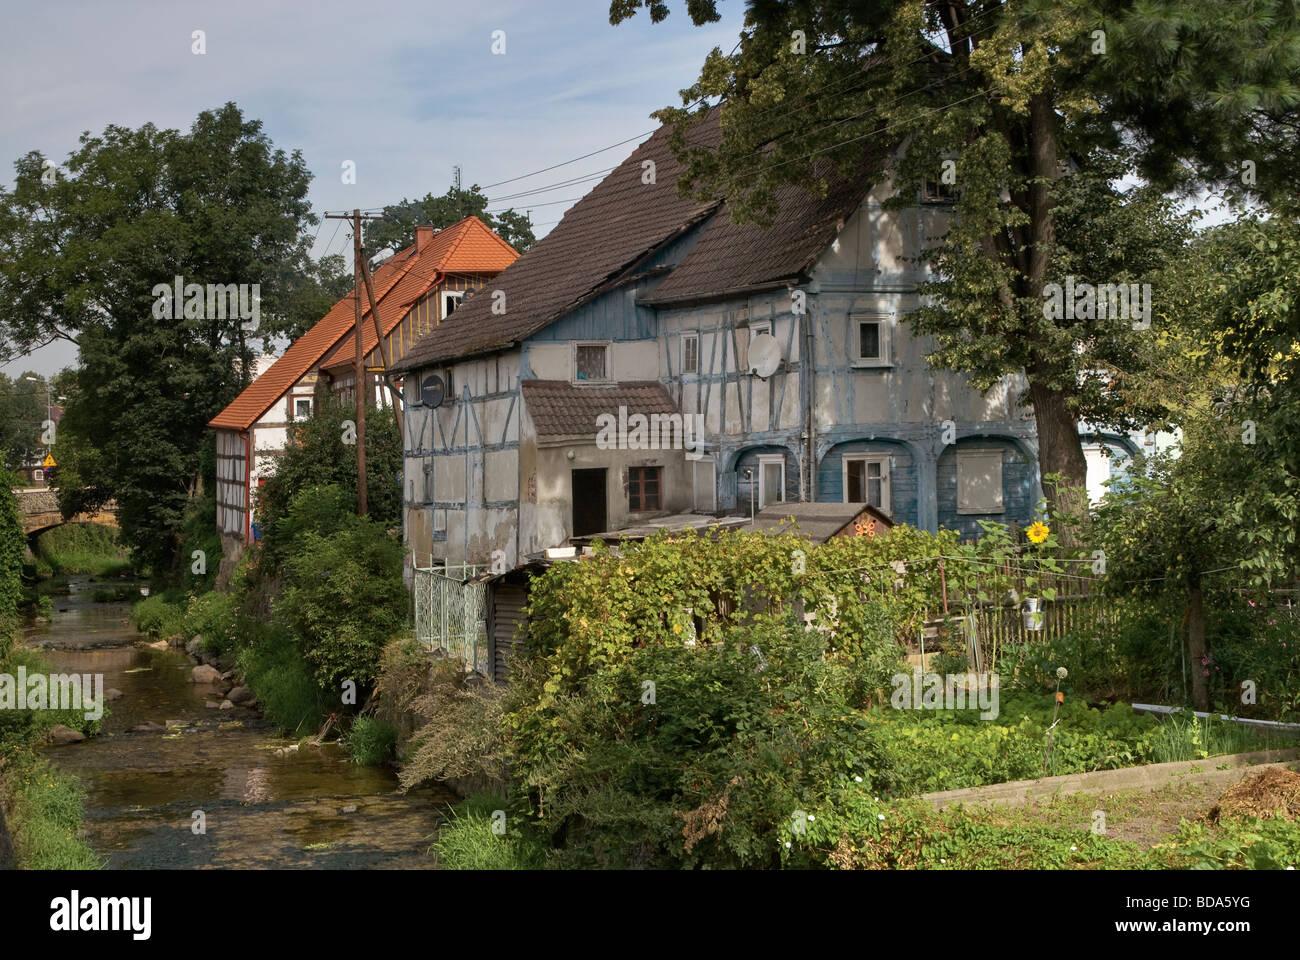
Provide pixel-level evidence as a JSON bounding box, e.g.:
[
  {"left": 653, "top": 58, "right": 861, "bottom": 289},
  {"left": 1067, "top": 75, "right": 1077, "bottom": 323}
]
[
  {"left": 1027, "top": 379, "right": 1089, "bottom": 543},
  {"left": 1186, "top": 579, "right": 1209, "bottom": 712}
]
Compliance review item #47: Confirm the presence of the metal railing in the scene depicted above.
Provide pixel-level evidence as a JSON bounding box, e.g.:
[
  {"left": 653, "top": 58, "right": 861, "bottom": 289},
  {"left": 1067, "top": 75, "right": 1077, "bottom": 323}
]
[{"left": 413, "top": 562, "right": 489, "bottom": 674}]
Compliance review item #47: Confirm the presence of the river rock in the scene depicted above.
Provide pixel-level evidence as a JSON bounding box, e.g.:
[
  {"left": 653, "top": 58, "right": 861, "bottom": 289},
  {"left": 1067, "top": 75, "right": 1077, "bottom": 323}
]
[
  {"left": 204, "top": 701, "right": 221, "bottom": 709},
  {"left": 144, "top": 639, "right": 168, "bottom": 651},
  {"left": 186, "top": 635, "right": 203, "bottom": 657},
  {"left": 220, "top": 700, "right": 234, "bottom": 710},
  {"left": 227, "top": 685, "right": 254, "bottom": 704},
  {"left": 104, "top": 688, "right": 123, "bottom": 701},
  {"left": 128, "top": 721, "right": 165, "bottom": 733},
  {"left": 190, "top": 665, "right": 222, "bottom": 684},
  {"left": 340, "top": 804, "right": 358, "bottom": 814},
  {"left": 48, "top": 724, "right": 86, "bottom": 744}
]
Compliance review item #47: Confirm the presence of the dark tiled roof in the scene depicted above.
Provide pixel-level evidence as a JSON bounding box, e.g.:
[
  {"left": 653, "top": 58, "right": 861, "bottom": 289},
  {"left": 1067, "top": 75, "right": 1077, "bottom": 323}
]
[
  {"left": 521, "top": 379, "right": 678, "bottom": 440},
  {"left": 392, "top": 120, "right": 723, "bottom": 372},
  {"left": 640, "top": 159, "right": 882, "bottom": 305}
]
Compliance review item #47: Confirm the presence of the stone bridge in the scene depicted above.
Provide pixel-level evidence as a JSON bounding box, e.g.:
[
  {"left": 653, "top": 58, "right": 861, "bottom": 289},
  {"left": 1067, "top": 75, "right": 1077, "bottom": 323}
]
[{"left": 14, "top": 488, "right": 118, "bottom": 537}]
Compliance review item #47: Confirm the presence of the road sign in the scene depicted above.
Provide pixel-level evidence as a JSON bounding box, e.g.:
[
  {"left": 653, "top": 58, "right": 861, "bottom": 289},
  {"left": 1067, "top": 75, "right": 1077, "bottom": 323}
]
[{"left": 42, "top": 454, "right": 56, "bottom": 468}]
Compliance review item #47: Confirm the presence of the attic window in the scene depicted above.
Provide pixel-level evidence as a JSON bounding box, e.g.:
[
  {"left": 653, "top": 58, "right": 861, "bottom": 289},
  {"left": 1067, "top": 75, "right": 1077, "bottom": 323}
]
[
  {"left": 442, "top": 291, "right": 464, "bottom": 318},
  {"left": 574, "top": 342, "right": 611, "bottom": 382}
]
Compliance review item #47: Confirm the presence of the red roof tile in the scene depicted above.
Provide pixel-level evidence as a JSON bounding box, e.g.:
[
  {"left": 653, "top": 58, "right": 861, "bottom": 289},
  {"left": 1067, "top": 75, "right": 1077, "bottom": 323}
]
[{"left": 209, "top": 217, "right": 516, "bottom": 431}]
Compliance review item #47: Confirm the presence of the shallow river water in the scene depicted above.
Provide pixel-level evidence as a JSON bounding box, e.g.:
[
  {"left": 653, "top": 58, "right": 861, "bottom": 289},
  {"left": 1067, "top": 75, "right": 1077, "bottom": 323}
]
[{"left": 23, "top": 576, "right": 452, "bottom": 869}]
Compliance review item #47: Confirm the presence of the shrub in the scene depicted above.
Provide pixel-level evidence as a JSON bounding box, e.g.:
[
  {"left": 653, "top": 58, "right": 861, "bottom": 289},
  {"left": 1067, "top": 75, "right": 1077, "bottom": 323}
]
[
  {"left": 396, "top": 657, "right": 509, "bottom": 791},
  {"left": 236, "top": 625, "right": 327, "bottom": 735},
  {"left": 0, "top": 472, "right": 23, "bottom": 662},
  {"left": 1, "top": 755, "right": 101, "bottom": 870},
  {"left": 183, "top": 590, "right": 240, "bottom": 658},
  {"left": 430, "top": 794, "right": 548, "bottom": 870},
  {"left": 132, "top": 594, "right": 185, "bottom": 638},
  {"left": 274, "top": 487, "right": 407, "bottom": 691},
  {"left": 346, "top": 716, "right": 397, "bottom": 766}
]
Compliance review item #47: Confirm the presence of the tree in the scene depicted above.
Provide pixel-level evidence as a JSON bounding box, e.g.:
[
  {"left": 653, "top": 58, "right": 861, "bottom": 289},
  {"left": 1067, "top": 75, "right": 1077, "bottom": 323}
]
[
  {"left": 0, "top": 103, "right": 325, "bottom": 570},
  {"left": 362, "top": 183, "right": 535, "bottom": 254},
  {"left": 0, "top": 372, "right": 47, "bottom": 471},
  {"left": 614, "top": 0, "right": 1300, "bottom": 532}
]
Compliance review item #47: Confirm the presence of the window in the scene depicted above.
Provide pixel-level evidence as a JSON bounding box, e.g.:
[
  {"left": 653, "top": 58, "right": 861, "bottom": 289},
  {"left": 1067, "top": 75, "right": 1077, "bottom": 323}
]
[
  {"left": 628, "top": 466, "right": 661, "bottom": 511},
  {"left": 682, "top": 333, "right": 699, "bottom": 374},
  {"left": 293, "top": 397, "right": 312, "bottom": 420},
  {"left": 922, "top": 177, "right": 957, "bottom": 202},
  {"left": 757, "top": 454, "right": 785, "bottom": 508},
  {"left": 852, "top": 314, "right": 890, "bottom": 367},
  {"left": 843, "top": 454, "right": 890, "bottom": 513},
  {"left": 957, "top": 449, "right": 1004, "bottom": 514},
  {"left": 442, "top": 290, "right": 464, "bottom": 318},
  {"left": 574, "top": 342, "right": 610, "bottom": 382}
]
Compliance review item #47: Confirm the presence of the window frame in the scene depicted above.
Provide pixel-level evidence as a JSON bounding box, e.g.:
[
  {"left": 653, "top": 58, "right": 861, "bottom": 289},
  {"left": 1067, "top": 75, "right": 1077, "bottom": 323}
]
[
  {"left": 572, "top": 340, "right": 613, "bottom": 384},
  {"left": 291, "top": 395, "right": 313, "bottom": 421},
  {"left": 956, "top": 447, "right": 1005, "bottom": 515},
  {"left": 627, "top": 465, "right": 662, "bottom": 512},
  {"left": 851, "top": 313, "right": 891, "bottom": 368},
  {"left": 682, "top": 332, "right": 700, "bottom": 375},
  {"left": 842, "top": 453, "right": 891, "bottom": 514},
  {"left": 441, "top": 290, "right": 465, "bottom": 319},
  {"left": 757, "top": 453, "right": 786, "bottom": 509}
]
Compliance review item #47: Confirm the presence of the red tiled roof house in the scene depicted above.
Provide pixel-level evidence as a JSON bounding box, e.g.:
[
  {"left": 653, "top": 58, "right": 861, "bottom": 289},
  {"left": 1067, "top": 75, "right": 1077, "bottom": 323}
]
[{"left": 208, "top": 216, "right": 517, "bottom": 551}]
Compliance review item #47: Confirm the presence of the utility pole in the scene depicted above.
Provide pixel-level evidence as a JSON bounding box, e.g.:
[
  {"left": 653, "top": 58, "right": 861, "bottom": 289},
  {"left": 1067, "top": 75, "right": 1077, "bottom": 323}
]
[{"left": 325, "top": 209, "right": 385, "bottom": 516}]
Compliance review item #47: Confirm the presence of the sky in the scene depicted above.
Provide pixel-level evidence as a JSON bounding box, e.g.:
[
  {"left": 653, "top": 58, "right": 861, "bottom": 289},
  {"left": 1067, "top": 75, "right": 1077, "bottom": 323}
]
[{"left": 0, "top": 0, "right": 744, "bottom": 377}]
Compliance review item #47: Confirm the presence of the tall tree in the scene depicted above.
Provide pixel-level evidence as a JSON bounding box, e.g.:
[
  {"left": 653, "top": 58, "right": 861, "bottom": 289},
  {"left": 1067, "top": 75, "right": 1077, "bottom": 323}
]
[
  {"left": 0, "top": 371, "right": 48, "bottom": 471},
  {"left": 0, "top": 103, "right": 323, "bottom": 569},
  {"left": 362, "top": 183, "right": 535, "bottom": 254},
  {"left": 613, "top": 0, "right": 1300, "bottom": 530}
]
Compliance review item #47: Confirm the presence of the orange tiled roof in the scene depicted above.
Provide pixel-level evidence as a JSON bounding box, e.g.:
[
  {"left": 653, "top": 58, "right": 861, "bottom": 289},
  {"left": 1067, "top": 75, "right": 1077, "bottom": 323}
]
[{"left": 209, "top": 217, "right": 517, "bottom": 431}]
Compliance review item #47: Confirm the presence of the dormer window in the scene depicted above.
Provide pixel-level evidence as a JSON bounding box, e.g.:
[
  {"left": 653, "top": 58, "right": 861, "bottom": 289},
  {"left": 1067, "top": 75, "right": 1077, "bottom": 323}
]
[{"left": 441, "top": 290, "right": 464, "bottom": 319}]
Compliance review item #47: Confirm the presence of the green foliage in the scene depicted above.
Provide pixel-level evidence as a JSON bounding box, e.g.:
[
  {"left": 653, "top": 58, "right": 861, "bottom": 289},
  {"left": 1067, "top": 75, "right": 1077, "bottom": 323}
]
[
  {"left": 131, "top": 594, "right": 184, "bottom": 639},
  {"left": 274, "top": 487, "right": 407, "bottom": 691},
  {"left": 0, "top": 472, "right": 23, "bottom": 661},
  {"left": 345, "top": 717, "right": 397, "bottom": 766},
  {"left": 1156, "top": 817, "right": 1300, "bottom": 870},
  {"left": 254, "top": 399, "right": 402, "bottom": 564},
  {"left": 0, "top": 754, "right": 101, "bottom": 870},
  {"left": 430, "top": 794, "right": 549, "bottom": 870},
  {"left": 0, "top": 103, "right": 326, "bottom": 572},
  {"left": 235, "top": 623, "right": 327, "bottom": 734},
  {"left": 32, "top": 523, "right": 130, "bottom": 577},
  {"left": 0, "top": 372, "right": 48, "bottom": 471},
  {"left": 182, "top": 590, "right": 240, "bottom": 658}
]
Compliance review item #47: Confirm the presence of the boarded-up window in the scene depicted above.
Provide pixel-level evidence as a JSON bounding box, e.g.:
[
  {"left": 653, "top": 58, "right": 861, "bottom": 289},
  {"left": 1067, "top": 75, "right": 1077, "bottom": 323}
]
[{"left": 957, "top": 449, "right": 1004, "bottom": 514}]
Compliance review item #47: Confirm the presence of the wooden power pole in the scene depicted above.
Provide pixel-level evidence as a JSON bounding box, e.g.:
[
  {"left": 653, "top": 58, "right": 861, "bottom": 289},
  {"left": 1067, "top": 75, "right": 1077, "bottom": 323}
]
[{"left": 325, "top": 208, "right": 384, "bottom": 517}]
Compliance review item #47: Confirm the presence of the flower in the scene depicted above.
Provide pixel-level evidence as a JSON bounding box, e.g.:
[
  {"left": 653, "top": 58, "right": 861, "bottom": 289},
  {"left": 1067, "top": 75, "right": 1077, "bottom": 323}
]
[
  {"left": 807, "top": 815, "right": 815, "bottom": 821},
  {"left": 854, "top": 776, "right": 863, "bottom": 783},
  {"left": 1056, "top": 667, "right": 1069, "bottom": 680},
  {"left": 877, "top": 814, "right": 885, "bottom": 821},
  {"left": 1027, "top": 521, "right": 1050, "bottom": 544}
]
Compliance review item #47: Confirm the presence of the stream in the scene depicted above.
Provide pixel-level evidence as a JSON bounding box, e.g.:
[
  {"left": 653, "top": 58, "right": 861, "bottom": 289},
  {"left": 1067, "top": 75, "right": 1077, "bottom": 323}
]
[{"left": 22, "top": 575, "right": 452, "bottom": 869}]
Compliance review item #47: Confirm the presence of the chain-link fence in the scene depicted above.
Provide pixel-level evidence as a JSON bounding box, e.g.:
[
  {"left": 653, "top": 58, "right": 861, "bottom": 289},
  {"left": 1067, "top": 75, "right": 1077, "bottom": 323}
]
[{"left": 413, "top": 563, "right": 489, "bottom": 674}]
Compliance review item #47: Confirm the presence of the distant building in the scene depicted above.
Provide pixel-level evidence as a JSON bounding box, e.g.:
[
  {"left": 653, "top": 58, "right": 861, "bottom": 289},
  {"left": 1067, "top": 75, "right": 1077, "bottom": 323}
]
[{"left": 208, "top": 217, "right": 518, "bottom": 554}]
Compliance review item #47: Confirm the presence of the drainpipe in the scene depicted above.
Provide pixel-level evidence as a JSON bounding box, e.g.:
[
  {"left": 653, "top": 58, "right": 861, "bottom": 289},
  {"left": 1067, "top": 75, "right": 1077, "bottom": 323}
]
[{"left": 802, "top": 287, "right": 816, "bottom": 502}]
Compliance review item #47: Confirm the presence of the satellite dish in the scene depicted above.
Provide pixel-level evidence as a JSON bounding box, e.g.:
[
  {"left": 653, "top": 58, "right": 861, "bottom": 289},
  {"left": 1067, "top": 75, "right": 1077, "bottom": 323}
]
[
  {"left": 749, "top": 333, "right": 782, "bottom": 378},
  {"left": 420, "top": 374, "right": 445, "bottom": 408}
]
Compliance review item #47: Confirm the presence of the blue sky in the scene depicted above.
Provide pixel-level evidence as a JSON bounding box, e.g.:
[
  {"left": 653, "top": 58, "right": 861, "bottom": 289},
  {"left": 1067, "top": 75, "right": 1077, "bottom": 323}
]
[{"left": 0, "top": 0, "right": 745, "bottom": 376}]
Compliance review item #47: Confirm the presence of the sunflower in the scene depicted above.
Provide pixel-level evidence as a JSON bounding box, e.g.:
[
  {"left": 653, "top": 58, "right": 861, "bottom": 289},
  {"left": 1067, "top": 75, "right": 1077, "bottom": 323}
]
[{"left": 1026, "top": 521, "right": 1050, "bottom": 544}]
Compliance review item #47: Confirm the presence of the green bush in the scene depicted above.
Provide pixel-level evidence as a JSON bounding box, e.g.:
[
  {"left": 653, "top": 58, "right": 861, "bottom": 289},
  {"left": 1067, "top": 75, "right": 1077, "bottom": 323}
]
[
  {"left": 131, "top": 593, "right": 184, "bottom": 638},
  {"left": 183, "top": 590, "right": 240, "bottom": 658},
  {"left": 236, "top": 624, "right": 327, "bottom": 735},
  {"left": 431, "top": 794, "right": 548, "bottom": 870},
  {"left": 274, "top": 486, "right": 407, "bottom": 691},
  {"left": 0, "top": 472, "right": 24, "bottom": 662},
  {"left": 346, "top": 716, "right": 397, "bottom": 766}
]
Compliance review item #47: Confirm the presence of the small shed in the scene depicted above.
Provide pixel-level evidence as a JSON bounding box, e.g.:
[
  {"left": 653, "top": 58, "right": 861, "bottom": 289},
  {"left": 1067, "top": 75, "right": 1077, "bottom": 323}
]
[{"left": 744, "top": 501, "right": 894, "bottom": 542}]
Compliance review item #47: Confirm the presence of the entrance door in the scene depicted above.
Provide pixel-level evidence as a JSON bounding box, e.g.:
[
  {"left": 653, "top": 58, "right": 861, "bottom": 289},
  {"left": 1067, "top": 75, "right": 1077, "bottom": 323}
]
[{"left": 571, "top": 468, "right": 607, "bottom": 537}]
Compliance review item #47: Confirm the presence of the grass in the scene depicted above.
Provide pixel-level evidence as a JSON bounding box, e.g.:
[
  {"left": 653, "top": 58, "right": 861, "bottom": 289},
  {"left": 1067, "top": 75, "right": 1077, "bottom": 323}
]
[
  {"left": 236, "top": 628, "right": 326, "bottom": 735},
  {"left": 430, "top": 794, "right": 549, "bottom": 870},
  {"left": 1148, "top": 711, "right": 1297, "bottom": 764},
  {"left": 346, "top": 717, "right": 397, "bottom": 766},
  {"left": 32, "top": 523, "right": 131, "bottom": 578},
  {"left": 0, "top": 755, "right": 101, "bottom": 869},
  {"left": 131, "top": 593, "right": 186, "bottom": 639}
]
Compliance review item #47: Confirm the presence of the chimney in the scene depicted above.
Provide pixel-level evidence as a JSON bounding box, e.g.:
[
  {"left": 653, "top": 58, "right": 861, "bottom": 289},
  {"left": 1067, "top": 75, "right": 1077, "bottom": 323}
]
[{"left": 415, "top": 224, "right": 434, "bottom": 253}]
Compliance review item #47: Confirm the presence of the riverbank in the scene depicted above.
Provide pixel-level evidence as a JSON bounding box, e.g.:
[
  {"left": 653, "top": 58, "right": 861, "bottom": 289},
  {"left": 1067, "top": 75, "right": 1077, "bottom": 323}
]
[{"left": 19, "top": 574, "right": 451, "bottom": 868}]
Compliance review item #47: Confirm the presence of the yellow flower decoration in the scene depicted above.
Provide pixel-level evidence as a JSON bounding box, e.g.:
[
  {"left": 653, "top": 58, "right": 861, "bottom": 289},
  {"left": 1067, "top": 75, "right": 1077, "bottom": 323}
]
[{"left": 1026, "top": 521, "right": 1050, "bottom": 544}]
